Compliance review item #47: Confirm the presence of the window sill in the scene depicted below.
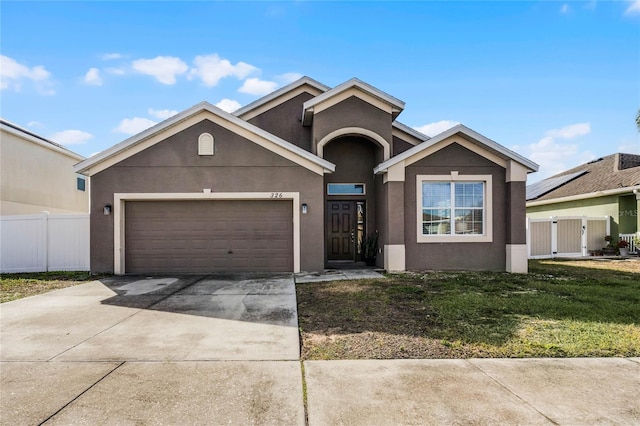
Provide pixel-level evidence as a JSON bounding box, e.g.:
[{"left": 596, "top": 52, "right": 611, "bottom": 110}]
[{"left": 417, "top": 235, "right": 493, "bottom": 243}]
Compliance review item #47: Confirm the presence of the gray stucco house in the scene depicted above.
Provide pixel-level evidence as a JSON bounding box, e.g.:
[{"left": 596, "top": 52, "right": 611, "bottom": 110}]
[{"left": 75, "top": 77, "right": 538, "bottom": 275}]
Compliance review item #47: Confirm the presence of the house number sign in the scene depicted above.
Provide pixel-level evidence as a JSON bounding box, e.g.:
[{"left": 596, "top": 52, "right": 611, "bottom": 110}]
[{"left": 270, "top": 192, "right": 283, "bottom": 198}]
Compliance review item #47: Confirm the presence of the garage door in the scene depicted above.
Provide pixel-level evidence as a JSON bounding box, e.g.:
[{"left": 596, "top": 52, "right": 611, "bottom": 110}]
[{"left": 124, "top": 200, "right": 293, "bottom": 274}]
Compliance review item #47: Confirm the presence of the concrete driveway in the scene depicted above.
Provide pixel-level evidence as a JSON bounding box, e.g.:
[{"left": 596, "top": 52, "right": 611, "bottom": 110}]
[
  {"left": 1, "top": 274, "right": 300, "bottom": 362},
  {"left": 1, "top": 274, "right": 305, "bottom": 424}
]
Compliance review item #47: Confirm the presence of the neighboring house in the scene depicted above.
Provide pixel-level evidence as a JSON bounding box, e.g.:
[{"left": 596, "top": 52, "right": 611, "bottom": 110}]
[
  {"left": 0, "top": 119, "right": 89, "bottom": 215},
  {"left": 74, "top": 77, "right": 538, "bottom": 275},
  {"left": 526, "top": 153, "right": 640, "bottom": 238}
]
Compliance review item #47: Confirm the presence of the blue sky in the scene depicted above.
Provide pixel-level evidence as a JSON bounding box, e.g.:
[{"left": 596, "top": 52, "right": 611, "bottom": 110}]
[{"left": 2, "top": 1, "right": 639, "bottom": 183}]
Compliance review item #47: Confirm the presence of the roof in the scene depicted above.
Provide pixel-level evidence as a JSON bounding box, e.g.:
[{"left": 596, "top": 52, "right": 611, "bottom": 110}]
[
  {"left": 0, "top": 118, "right": 85, "bottom": 161},
  {"left": 374, "top": 124, "right": 539, "bottom": 174},
  {"left": 391, "top": 121, "right": 431, "bottom": 143},
  {"left": 232, "top": 75, "right": 426, "bottom": 145},
  {"left": 233, "top": 76, "right": 330, "bottom": 118},
  {"left": 74, "top": 101, "right": 335, "bottom": 176},
  {"left": 302, "top": 77, "right": 405, "bottom": 125},
  {"left": 526, "top": 170, "right": 588, "bottom": 200},
  {"left": 526, "top": 153, "right": 640, "bottom": 202}
]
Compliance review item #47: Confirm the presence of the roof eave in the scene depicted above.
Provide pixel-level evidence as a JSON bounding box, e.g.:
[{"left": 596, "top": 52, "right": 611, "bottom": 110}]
[
  {"left": 302, "top": 78, "right": 406, "bottom": 126},
  {"left": 233, "top": 76, "right": 330, "bottom": 118},
  {"left": 374, "top": 124, "right": 539, "bottom": 174},
  {"left": 75, "top": 101, "right": 335, "bottom": 175},
  {"left": 527, "top": 185, "right": 640, "bottom": 207},
  {"left": 391, "top": 121, "right": 431, "bottom": 142},
  {"left": 1, "top": 121, "right": 85, "bottom": 162}
]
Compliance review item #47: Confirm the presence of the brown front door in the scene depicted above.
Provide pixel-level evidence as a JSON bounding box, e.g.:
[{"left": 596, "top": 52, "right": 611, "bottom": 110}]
[{"left": 327, "top": 201, "right": 356, "bottom": 260}]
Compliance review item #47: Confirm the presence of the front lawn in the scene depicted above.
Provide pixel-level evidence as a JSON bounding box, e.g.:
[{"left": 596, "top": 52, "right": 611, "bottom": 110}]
[
  {"left": 297, "top": 259, "right": 640, "bottom": 359},
  {"left": 0, "top": 271, "right": 96, "bottom": 303}
]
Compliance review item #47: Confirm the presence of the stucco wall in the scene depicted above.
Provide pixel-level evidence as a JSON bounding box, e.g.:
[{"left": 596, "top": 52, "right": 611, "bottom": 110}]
[
  {"left": 312, "top": 96, "right": 392, "bottom": 153},
  {"left": 247, "top": 92, "right": 315, "bottom": 152},
  {"left": 0, "top": 129, "right": 88, "bottom": 215},
  {"left": 404, "top": 143, "right": 508, "bottom": 271},
  {"left": 90, "top": 119, "right": 324, "bottom": 273},
  {"left": 392, "top": 135, "right": 415, "bottom": 155}
]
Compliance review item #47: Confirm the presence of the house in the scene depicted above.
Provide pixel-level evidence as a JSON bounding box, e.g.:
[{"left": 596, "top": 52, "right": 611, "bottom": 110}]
[
  {"left": 526, "top": 153, "right": 640, "bottom": 239},
  {"left": 0, "top": 119, "right": 89, "bottom": 215},
  {"left": 74, "top": 77, "right": 538, "bottom": 275}
]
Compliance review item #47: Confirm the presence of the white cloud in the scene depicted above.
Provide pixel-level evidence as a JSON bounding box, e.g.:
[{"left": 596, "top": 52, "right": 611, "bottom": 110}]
[
  {"left": 132, "top": 56, "right": 188, "bottom": 85},
  {"left": 27, "top": 121, "right": 42, "bottom": 127},
  {"left": 49, "top": 129, "right": 93, "bottom": 145},
  {"left": 239, "top": 77, "right": 278, "bottom": 95},
  {"left": 102, "top": 53, "right": 122, "bottom": 60},
  {"left": 105, "top": 67, "right": 126, "bottom": 76},
  {"left": 521, "top": 122, "right": 594, "bottom": 183},
  {"left": 625, "top": 0, "right": 640, "bottom": 15},
  {"left": 413, "top": 120, "right": 460, "bottom": 137},
  {"left": 0, "top": 55, "right": 54, "bottom": 94},
  {"left": 215, "top": 99, "right": 242, "bottom": 113},
  {"left": 83, "top": 68, "right": 103, "bottom": 86},
  {"left": 113, "top": 117, "right": 158, "bottom": 135},
  {"left": 560, "top": 4, "right": 570, "bottom": 13},
  {"left": 189, "top": 54, "right": 257, "bottom": 87},
  {"left": 545, "top": 122, "right": 590, "bottom": 139},
  {"left": 277, "top": 72, "right": 303, "bottom": 84},
  {"left": 148, "top": 108, "right": 178, "bottom": 120},
  {"left": 617, "top": 140, "right": 640, "bottom": 154}
]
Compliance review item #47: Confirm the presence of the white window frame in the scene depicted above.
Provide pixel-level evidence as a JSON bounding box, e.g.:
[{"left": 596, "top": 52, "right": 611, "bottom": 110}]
[
  {"left": 416, "top": 173, "right": 493, "bottom": 243},
  {"left": 76, "top": 174, "right": 87, "bottom": 192}
]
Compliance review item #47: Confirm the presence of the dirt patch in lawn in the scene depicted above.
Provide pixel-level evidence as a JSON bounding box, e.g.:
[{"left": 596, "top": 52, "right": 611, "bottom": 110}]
[{"left": 297, "top": 260, "right": 640, "bottom": 360}]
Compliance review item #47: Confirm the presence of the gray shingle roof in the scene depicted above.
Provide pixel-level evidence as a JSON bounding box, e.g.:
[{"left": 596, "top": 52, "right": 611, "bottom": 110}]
[{"left": 526, "top": 153, "right": 640, "bottom": 201}]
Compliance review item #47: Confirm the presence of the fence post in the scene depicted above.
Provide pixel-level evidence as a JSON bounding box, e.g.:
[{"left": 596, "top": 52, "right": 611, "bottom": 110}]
[
  {"left": 581, "top": 216, "right": 587, "bottom": 257},
  {"left": 42, "top": 211, "right": 50, "bottom": 272},
  {"left": 551, "top": 216, "right": 558, "bottom": 258}
]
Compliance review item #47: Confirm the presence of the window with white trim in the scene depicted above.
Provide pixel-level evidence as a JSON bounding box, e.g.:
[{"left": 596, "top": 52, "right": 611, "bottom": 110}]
[{"left": 417, "top": 174, "right": 493, "bottom": 243}]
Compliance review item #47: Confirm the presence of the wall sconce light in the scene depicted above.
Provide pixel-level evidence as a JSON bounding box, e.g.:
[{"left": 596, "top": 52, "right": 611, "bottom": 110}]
[
  {"left": 301, "top": 203, "right": 308, "bottom": 214},
  {"left": 103, "top": 204, "right": 112, "bottom": 215}
]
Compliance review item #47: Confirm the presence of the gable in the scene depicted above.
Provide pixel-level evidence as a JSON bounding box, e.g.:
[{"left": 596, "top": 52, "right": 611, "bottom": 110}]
[
  {"left": 375, "top": 125, "right": 537, "bottom": 182},
  {"left": 302, "top": 78, "right": 404, "bottom": 126},
  {"left": 409, "top": 142, "right": 500, "bottom": 169},
  {"left": 313, "top": 96, "right": 393, "bottom": 140},
  {"left": 75, "top": 103, "right": 334, "bottom": 177},
  {"left": 116, "top": 119, "right": 303, "bottom": 169}
]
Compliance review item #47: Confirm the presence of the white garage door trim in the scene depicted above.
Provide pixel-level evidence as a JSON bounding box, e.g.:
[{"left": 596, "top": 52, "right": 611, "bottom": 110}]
[{"left": 114, "top": 192, "right": 300, "bottom": 275}]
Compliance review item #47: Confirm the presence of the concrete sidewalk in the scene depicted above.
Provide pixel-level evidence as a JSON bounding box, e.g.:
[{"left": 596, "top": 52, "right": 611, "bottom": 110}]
[
  {"left": 304, "top": 358, "right": 640, "bottom": 425},
  {"left": 1, "top": 279, "right": 639, "bottom": 425}
]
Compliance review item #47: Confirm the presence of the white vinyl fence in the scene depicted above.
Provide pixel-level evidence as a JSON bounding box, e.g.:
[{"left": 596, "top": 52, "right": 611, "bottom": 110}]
[
  {"left": 0, "top": 213, "right": 89, "bottom": 273},
  {"left": 619, "top": 233, "right": 638, "bottom": 253},
  {"left": 527, "top": 216, "right": 610, "bottom": 259}
]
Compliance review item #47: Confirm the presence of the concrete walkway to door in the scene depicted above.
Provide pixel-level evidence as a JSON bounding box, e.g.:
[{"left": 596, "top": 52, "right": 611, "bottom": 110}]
[{"left": 1, "top": 274, "right": 639, "bottom": 425}]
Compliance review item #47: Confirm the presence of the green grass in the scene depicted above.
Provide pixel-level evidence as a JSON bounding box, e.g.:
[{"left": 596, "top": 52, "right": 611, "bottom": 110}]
[
  {"left": 297, "top": 260, "right": 640, "bottom": 359},
  {"left": 0, "top": 271, "right": 97, "bottom": 303}
]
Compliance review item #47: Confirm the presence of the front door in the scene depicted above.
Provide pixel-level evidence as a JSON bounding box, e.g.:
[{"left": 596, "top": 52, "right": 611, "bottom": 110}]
[{"left": 327, "top": 201, "right": 356, "bottom": 260}]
